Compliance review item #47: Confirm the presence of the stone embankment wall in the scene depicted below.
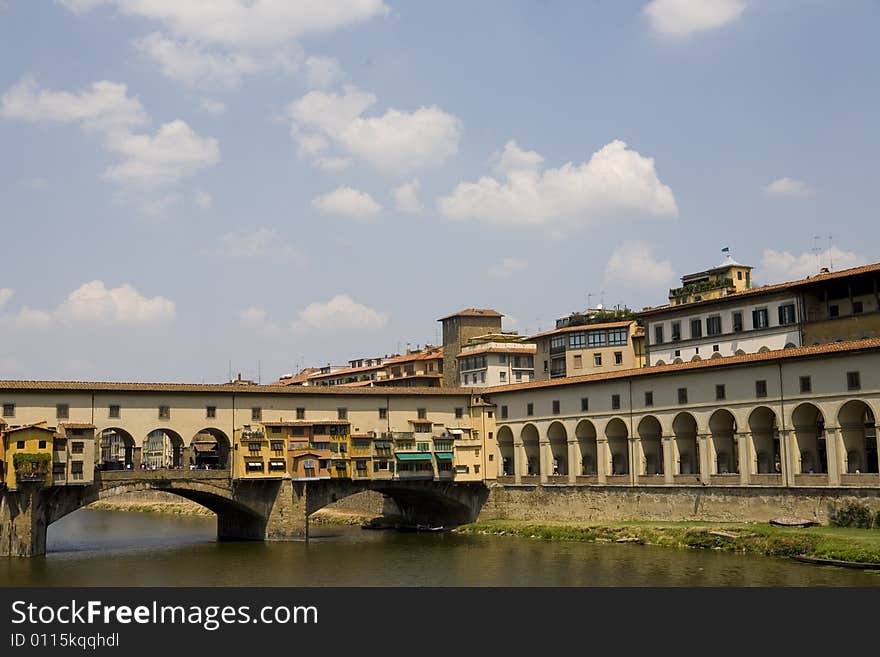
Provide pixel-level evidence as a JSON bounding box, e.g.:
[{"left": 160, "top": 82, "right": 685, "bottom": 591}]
[{"left": 480, "top": 484, "right": 880, "bottom": 525}]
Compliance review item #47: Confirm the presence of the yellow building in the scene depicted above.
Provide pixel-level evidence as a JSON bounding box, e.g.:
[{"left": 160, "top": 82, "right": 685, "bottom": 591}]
[
  {"left": 667, "top": 251, "right": 753, "bottom": 306},
  {"left": 0, "top": 418, "right": 6, "bottom": 488},
  {"left": 2, "top": 423, "right": 56, "bottom": 490},
  {"left": 532, "top": 319, "right": 644, "bottom": 380},
  {"left": 234, "top": 423, "right": 287, "bottom": 479}
]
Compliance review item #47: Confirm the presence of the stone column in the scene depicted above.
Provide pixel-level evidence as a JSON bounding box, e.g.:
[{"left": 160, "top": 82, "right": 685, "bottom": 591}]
[
  {"left": 698, "top": 433, "right": 711, "bottom": 483},
  {"left": 539, "top": 440, "right": 551, "bottom": 483},
  {"left": 825, "top": 426, "right": 841, "bottom": 486},
  {"left": 596, "top": 438, "right": 608, "bottom": 484},
  {"left": 0, "top": 488, "right": 49, "bottom": 557},
  {"left": 567, "top": 440, "right": 578, "bottom": 484},
  {"left": 737, "top": 433, "right": 751, "bottom": 485},
  {"left": 780, "top": 430, "right": 795, "bottom": 486},
  {"left": 132, "top": 446, "right": 142, "bottom": 470},
  {"left": 661, "top": 436, "right": 674, "bottom": 484},
  {"left": 630, "top": 437, "right": 640, "bottom": 485},
  {"left": 513, "top": 440, "right": 524, "bottom": 484}
]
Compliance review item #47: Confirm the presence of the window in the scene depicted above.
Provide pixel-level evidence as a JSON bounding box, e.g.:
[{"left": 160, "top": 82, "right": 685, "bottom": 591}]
[
  {"left": 733, "top": 312, "right": 743, "bottom": 332},
  {"left": 614, "top": 351, "right": 623, "bottom": 365},
  {"left": 611, "top": 394, "right": 621, "bottom": 410},
  {"left": 53, "top": 462, "right": 66, "bottom": 475},
  {"left": 248, "top": 442, "right": 261, "bottom": 452},
  {"left": 379, "top": 407, "right": 387, "bottom": 419},
  {"left": 690, "top": 318, "right": 702, "bottom": 339},
  {"left": 480, "top": 372, "right": 486, "bottom": 383},
  {"left": 550, "top": 335, "right": 566, "bottom": 351},
  {"left": 337, "top": 407, "right": 347, "bottom": 420},
  {"left": 54, "top": 438, "right": 67, "bottom": 451},
  {"left": 569, "top": 332, "right": 586, "bottom": 349},
  {"left": 778, "top": 303, "right": 796, "bottom": 326},
  {"left": 573, "top": 354, "right": 583, "bottom": 369},
  {"left": 654, "top": 325, "right": 664, "bottom": 344},
  {"left": 109, "top": 404, "right": 120, "bottom": 419},
  {"left": 206, "top": 405, "right": 216, "bottom": 419},
  {"left": 158, "top": 405, "right": 170, "bottom": 420},
  {"left": 552, "top": 400, "right": 560, "bottom": 415},
  {"left": 417, "top": 408, "right": 427, "bottom": 419},
  {"left": 544, "top": 360, "right": 548, "bottom": 372},
  {"left": 3, "top": 403, "right": 15, "bottom": 417},
  {"left": 270, "top": 426, "right": 281, "bottom": 434},
  {"left": 499, "top": 371, "right": 507, "bottom": 381},
  {"left": 271, "top": 441, "right": 284, "bottom": 452},
  {"left": 752, "top": 308, "right": 769, "bottom": 329},
  {"left": 16, "top": 440, "right": 24, "bottom": 449},
  {"left": 593, "top": 353, "right": 602, "bottom": 367},
  {"left": 71, "top": 461, "right": 83, "bottom": 475},
  {"left": 251, "top": 407, "right": 262, "bottom": 421},
  {"left": 498, "top": 354, "right": 507, "bottom": 364},
  {"left": 501, "top": 405, "right": 508, "bottom": 419},
  {"left": 829, "top": 304, "right": 840, "bottom": 318},
  {"left": 581, "top": 397, "right": 589, "bottom": 412},
  {"left": 674, "top": 349, "right": 681, "bottom": 357},
  {"left": 56, "top": 404, "right": 69, "bottom": 419},
  {"left": 847, "top": 371, "right": 861, "bottom": 391},
  {"left": 296, "top": 407, "right": 305, "bottom": 420},
  {"left": 587, "top": 331, "right": 606, "bottom": 347},
  {"left": 716, "top": 384, "right": 726, "bottom": 401},
  {"left": 644, "top": 391, "right": 653, "bottom": 407},
  {"left": 707, "top": 316, "right": 722, "bottom": 336},
  {"left": 71, "top": 442, "right": 84, "bottom": 454},
  {"left": 853, "top": 300, "right": 864, "bottom": 314},
  {"left": 526, "top": 403, "right": 534, "bottom": 416},
  {"left": 800, "top": 376, "right": 812, "bottom": 393},
  {"left": 607, "top": 328, "right": 627, "bottom": 346},
  {"left": 677, "top": 388, "right": 688, "bottom": 404},
  {"left": 755, "top": 380, "right": 768, "bottom": 398},
  {"left": 671, "top": 322, "right": 681, "bottom": 341},
  {"left": 455, "top": 407, "right": 463, "bottom": 419},
  {"left": 737, "top": 271, "right": 743, "bottom": 280},
  {"left": 38, "top": 440, "right": 46, "bottom": 449}
]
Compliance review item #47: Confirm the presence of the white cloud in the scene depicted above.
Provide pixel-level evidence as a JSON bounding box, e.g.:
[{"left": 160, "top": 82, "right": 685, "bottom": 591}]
[
  {"left": 304, "top": 55, "right": 345, "bottom": 89},
  {"left": 199, "top": 98, "right": 226, "bottom": 116},
  {"left": 239, "top": 306, "right": 280, "bottom": 334},
  {"left": 644, "top": 0, "right": 748, "bottom": 39},
  {"left": 137, "top": 194, "right": 181, "bottom": 217},
  {"left": 212, "top": 228, "right": 277, "bottom": 258},
  {"left": 292, "top": 295, "right": 388, "bottom": 332},
  {"left": 134, "top": 32, "right": 301, "bottom": 88},
  {"left": 0, "top": 288, "right": 13, "bottom": 308},
  {"left": 488, "top": 258, "right": 528, "bottom": 280},
  {"left": 59, "top": 0, "right": 389, "bottom": 49},
  {"left": 289, "top": 86, "right": 463, "bottom": 173},
  {"left": 209, "top": 228, "right": 305, "bottom": 263},
  {"left": 313, "top": 156, "right": 353, "bottom": 173},
  {"left": 103, "top": 120, "right": 220, "bottom": 187},
  {"left": 11, "top": 308, "right": 53, "bottom": 330},
  {"left": 1, "top": 78, "right": 219, "bottom": 189},
  {"left": 311, "top": 187, "right": 382, "bottom": 218},
  {"left": 194, "top": 190, "right": 212, "bottom": 210},
  {"left": 764, "top": 177, "right": 814, "bottom": 197},
  {"left": 756, "top": 247, "right": 866, "bottom": 284},
  {"left": 55, "top": 281, "right": 176, "bottom": 326},
  {"left": 438, "top": 139, "right": 678, "bottom": 229},
  {"left": 0, "top": 75, "right": 147, "bottom": 132},
  {"left": 392, "top": 180, "right": 422, "bottom": 214},
  {"left": 604, "top": 241, "right": 676, "bottom": 289}
]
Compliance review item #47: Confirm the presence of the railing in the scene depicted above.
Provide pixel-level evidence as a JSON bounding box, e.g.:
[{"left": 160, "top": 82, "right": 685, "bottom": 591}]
[{"left": 15, "top": 470, "right": 48, "bottom": 482}]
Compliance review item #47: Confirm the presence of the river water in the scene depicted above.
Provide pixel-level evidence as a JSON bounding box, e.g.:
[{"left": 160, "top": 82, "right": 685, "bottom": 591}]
[{"left": 1, "top": 509, "right": 879, "bottom": 586}]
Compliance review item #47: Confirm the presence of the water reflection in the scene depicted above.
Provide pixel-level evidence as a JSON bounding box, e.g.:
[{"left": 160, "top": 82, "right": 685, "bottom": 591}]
[{"left": 0, "top": 509, "right": 878, "bottom": 587}]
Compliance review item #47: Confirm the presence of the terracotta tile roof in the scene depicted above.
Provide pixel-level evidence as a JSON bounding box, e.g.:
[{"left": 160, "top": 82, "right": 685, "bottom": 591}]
[
  {"left": 437, "top": 308, "right": 504, "bottom": 321},
  {"left": 0, "top": 380, "right": 473, "bottom": 396},
  {"left": 2, "top": 422, "right": 56, "bottom": 435},
  {"left": 528, "top": 320, "right": 635, "bottom": 340},
  {"left": 383, "top": 349, "right": 443, "bottom": 365},
  {"left": 457, "top": 344, "right": 536, "bottom": 357},
  {"left": 484, "top": 338, "right": 880, "bottom": 394},
  {"left": 374, "top": 373, "right": 443, "bottom": 385},
  {"left": 307, "top": 362, "right": 385, "bottom": 380},
  {"left": 638, "top": 261, "right": 880, "bottom": 317},
  {"left": 58, "top": 422, "right": 96, "bottom": 430},
  {"left": 262, "top": 420, "right": 349, "bottom": 427},
  {"left": 334, "top": 380, "right": 376, "bottom": 387},
  {"left": 275, "top": 368, "right": 321, "bottom": 385}
]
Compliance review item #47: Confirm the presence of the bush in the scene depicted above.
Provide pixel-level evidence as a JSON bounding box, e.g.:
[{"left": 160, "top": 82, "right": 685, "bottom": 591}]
[
  {"left": 12, "top": 452, "right": 51, "bottom": 470},
  {"left": 828, "top": 501, "right": 876, "bottom": 529}
]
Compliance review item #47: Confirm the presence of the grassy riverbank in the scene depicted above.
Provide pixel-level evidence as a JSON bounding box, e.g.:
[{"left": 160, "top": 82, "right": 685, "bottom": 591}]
[
  {"left": 454, "top": 519, "right": 880, "bottom": 565},
  {"left": 87, "top": 500, "right": 213, "bottom": 516}
]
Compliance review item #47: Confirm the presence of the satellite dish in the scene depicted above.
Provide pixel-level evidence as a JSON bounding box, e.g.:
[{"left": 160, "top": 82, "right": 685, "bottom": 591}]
[{"left": 596, "top": 303, "right": 604, "bottom": 310}]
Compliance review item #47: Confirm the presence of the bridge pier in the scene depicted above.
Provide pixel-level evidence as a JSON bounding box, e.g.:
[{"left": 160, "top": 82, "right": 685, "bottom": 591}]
[{"left": 0, "top": 487, "right": 49, "bottom": 557}]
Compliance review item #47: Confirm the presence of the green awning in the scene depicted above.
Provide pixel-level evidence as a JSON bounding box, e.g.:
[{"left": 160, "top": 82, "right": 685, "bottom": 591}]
[
  {"left": 434, "top": 452, "right": 454, "bottom": 460},
  {"left": 395, "top": 452, "right": 433, "bottom": 461}
]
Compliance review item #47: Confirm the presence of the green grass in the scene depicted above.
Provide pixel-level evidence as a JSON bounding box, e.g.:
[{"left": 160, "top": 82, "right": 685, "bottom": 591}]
[{"left": 453, "top": 519, "right": 880, "bottom": 565}]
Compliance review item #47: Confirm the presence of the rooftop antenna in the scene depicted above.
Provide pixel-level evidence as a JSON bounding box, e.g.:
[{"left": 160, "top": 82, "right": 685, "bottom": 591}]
[
  {"left": 258, "top": 360, "right": 261, "bottom": 384},
  {"left": 811, "top": 235, "right": 822, "bottom": 273},
  {"left": 587, "top": 293, "right": 593, "bottom": 309},
  {"left": 228, "top": 360, "right": 232, "bottom": 383},
  {"left": 827, "top": 235, "right": 835, "bottom": 270}
]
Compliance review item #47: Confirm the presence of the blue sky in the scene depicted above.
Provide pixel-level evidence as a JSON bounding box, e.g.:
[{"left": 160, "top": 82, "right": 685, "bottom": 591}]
[{"left": 1, "top": 0, "right": 878, "bottom": 382}]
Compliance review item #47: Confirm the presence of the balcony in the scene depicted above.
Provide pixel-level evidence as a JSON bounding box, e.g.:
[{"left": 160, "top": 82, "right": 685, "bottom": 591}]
[
  {"left": 15, "top": 469, "right": 48, "bottom": 483},
  {"left": 668, "top": 277, "right": 734, "bottom": 303}
]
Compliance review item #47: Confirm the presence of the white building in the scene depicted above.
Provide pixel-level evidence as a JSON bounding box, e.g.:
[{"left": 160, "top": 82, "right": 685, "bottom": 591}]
[{"left": 457, "top": 341, "right": 536, "bottom": 387}]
